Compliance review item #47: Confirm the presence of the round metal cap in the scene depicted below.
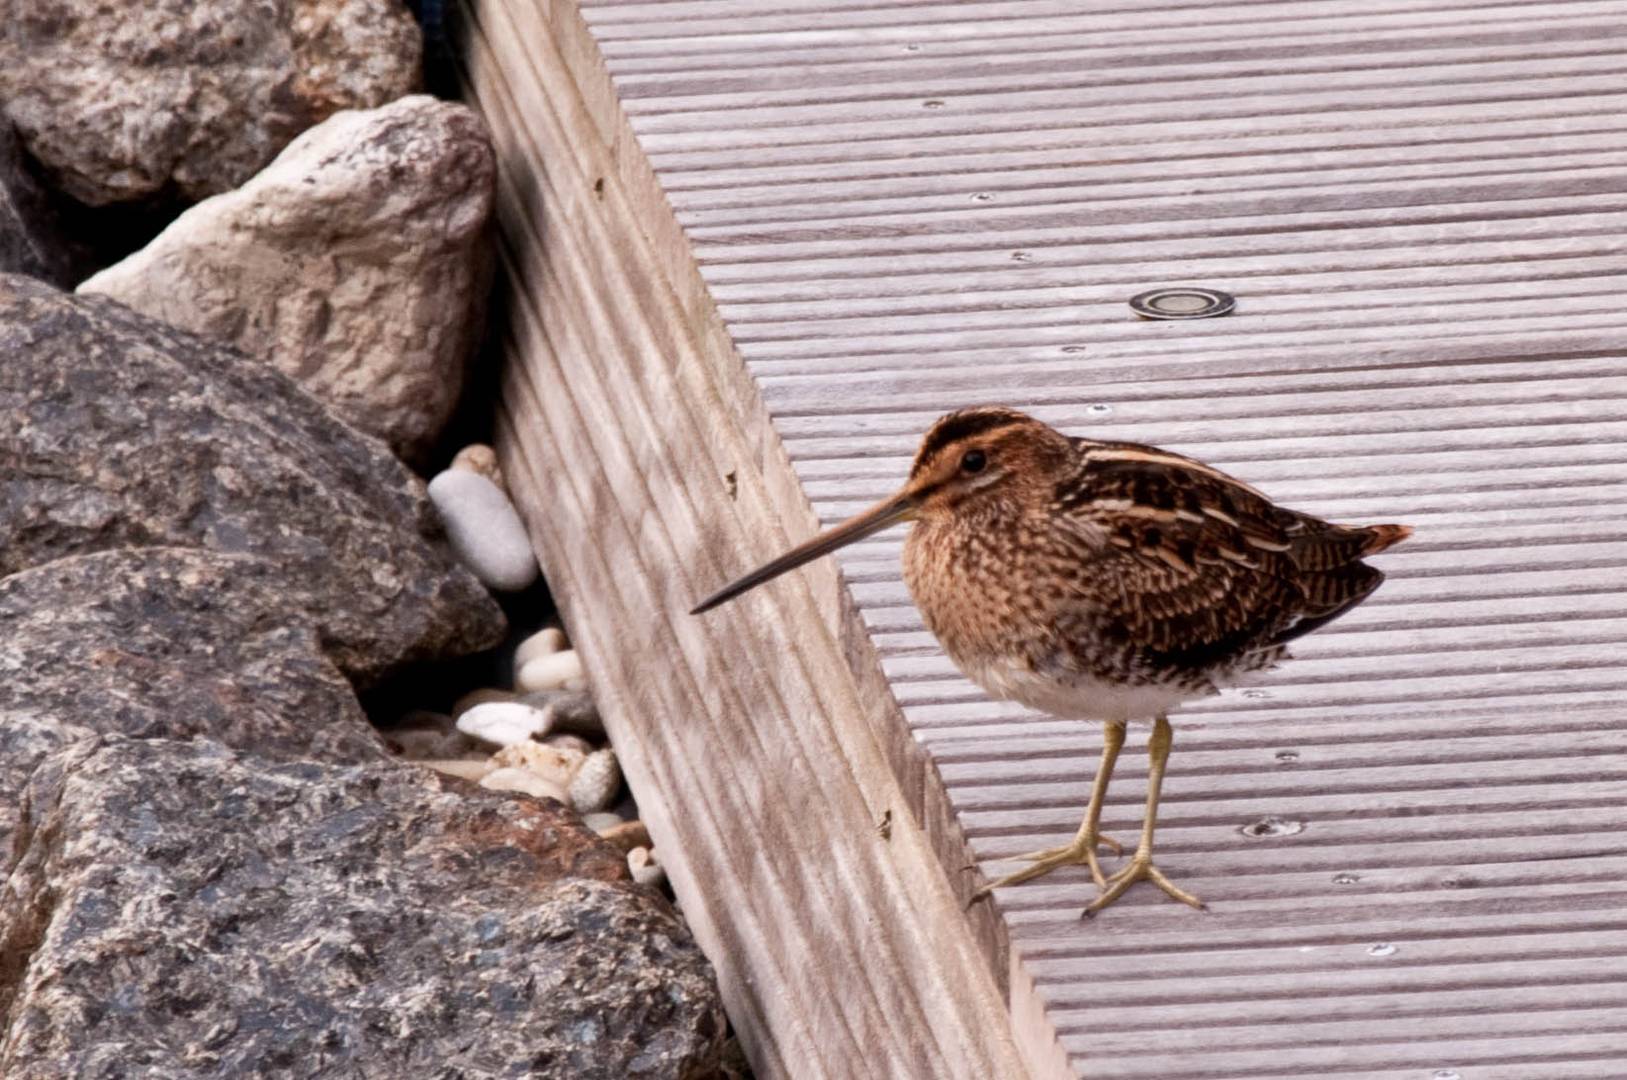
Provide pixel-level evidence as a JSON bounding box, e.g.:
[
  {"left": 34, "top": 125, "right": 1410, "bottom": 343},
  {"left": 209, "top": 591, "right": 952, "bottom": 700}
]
[{"left": 1129, "top": 287, "right": 1236, "bottom": 320}]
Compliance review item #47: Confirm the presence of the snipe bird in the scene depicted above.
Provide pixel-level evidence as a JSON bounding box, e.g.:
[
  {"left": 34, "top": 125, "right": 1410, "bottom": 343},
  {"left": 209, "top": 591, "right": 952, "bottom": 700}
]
[{"left": 692, "top": 407, "right": 1411, "bottom": 916}]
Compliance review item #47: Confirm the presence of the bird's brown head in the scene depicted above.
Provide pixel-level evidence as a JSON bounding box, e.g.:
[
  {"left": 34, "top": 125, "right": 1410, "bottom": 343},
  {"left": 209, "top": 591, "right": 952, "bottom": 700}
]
[{"left": 690, "top": 406, "right": 1065, "bottom": 614}]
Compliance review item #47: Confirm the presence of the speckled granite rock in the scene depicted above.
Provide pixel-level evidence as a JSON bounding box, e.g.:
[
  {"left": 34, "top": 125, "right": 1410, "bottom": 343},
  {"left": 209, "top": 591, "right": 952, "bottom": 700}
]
[
  {"left": 0, "top": 275, "right": 504, "bottom": 684},
  {"left": 0, "top": 548, "right": 391, "bottom": 857},
  {"left": 80, "top": 96, "right": 495, "bottom": 463},
  {"left": 0, "top": 123, "right": 73, "bottom": 285},
  {"left": 0, "top": 737, "right": 726, "bottom": 1079},
  {"left": 0, "top": 0, "right": 420, "bottom": 207}
]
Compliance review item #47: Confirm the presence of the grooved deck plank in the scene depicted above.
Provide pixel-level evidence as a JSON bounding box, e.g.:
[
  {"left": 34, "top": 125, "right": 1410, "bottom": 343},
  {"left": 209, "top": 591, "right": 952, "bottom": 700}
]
[{"left": 465, "top": 1, "right": 1627, "bottom": 1076}]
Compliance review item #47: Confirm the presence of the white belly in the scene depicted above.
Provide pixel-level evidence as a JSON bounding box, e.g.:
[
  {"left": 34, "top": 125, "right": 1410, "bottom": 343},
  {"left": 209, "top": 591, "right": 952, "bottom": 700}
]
[{"left": 958, "top": 653, "right": 1212, "bottom": 723}]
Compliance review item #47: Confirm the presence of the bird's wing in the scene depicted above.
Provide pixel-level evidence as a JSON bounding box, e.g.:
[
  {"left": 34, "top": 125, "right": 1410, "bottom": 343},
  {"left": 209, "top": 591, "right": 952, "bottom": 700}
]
[{"left": 1046, "top": 439, "right": 1390, "bottom": 675}]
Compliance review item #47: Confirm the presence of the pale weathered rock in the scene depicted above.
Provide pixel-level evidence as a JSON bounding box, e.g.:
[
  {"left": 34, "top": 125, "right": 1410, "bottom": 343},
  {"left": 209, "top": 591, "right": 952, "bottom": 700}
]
[
  {"left": 523, "top": 688, "right": 606, "bottom": 740},
  {"left": 545, "top": 733, "right": 597, "bottom": 756},
  {"left": 480, "top": 765, "right": 568, "bottom": 804},
  {"left": 0, "top": 123, "right": 73, "bottom": 285},
  {"left": 570, "top": 748, "right": 624, "bottom": 815},
  {"left": 79, "top": 97, "right": 496, "bottom": 461},
  {"left": 514, "top": 624, "right": 569, "bottom": 673},
  {"left": 0, "top": 0, "right": 420, "bottom": 206},
  {"left": 600, "top": 820, "right": 655, "bottom": 854},
  {"left": 0, "top": 276, "right": 505, "bottom": 684},
  {"left": 0, "top": 737, "right": 725, "bottom": 1078},
  {"left": 451, "top": 442, "right": 505, "bottom": 491},
  {"left": 628, "top": 846, "right": 667, "bottom": 889},
  {"left": 456, "top": 701, "right": 549, "bottom": 747},
  {"left": 492, "top": 741, "right": 585, "bottom": 789},
  {"left": 518, "top": 648, "right": 588, "bottom": 692},
  {"left": 428, "top": 468, "right": 540, "bottom": 591}
]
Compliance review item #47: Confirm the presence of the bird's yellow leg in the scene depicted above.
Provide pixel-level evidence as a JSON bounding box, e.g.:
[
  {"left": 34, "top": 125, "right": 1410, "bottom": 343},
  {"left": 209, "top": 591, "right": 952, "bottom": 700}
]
[
  {"left": 1084, "top": 714, "right": 1206, "bottom": 917},
  {"left": 970, "top": 722, "right": 1126, "bottom": 904}
]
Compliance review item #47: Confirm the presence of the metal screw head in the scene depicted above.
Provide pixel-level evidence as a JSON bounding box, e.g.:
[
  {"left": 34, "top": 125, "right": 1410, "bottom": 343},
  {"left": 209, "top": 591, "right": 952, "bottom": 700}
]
[{"left": 1130, "top": 286, "right": 1236, "bottom": 320}]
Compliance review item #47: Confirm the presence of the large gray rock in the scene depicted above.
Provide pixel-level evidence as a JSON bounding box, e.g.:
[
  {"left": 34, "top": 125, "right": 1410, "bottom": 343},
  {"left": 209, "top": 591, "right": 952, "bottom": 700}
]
[
  {"left": 0, "top": 737, "right": 725, "bottom": 1079},
  {"left": 0, "top": 547, "right": 389, "bottom": 833},
  {"left": 81, "top": 96, "right": 495, "bottom": 463},
  {"left": 0, "top": 275, "right": 504, "bottom": 684},
  {"left": 0, "top": 0, "right": 421, "bottom": 207},
  {"left": 0, "top": 123, "right": 74, "bottom": 285}
]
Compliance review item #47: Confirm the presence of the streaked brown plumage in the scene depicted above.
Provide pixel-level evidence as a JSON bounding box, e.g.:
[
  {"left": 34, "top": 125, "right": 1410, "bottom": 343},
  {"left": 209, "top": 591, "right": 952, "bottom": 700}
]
[{"left": 693, "top": 406, "right": 1411, "bottom": 916}]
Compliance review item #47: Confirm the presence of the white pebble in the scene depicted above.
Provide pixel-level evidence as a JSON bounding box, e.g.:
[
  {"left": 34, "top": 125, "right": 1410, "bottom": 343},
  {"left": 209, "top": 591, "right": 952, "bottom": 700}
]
[
  {"left": 569, "top": 748, "right": 622, "bottom": 814},
  {"left": 513, "top": 627, "right": 568, "bottom": 676},
  {"left": 516, "top": 649, "right": 585, "bottom": 693},
  {"left": 450, "top": 443, "right": 504, "bottom": 491},
  {"left": 480, "top": 767, "right": 567, "bottom": 803},
  {"left": 456, "top": 702, "right": 547, "bottom": 747},
  {"left": 491, "top": 741, "right": 584, "bottom": 788},
  {"left": 581, "top": 812, "right": 624, "bottom": 833},
  {"left": 627, "top": 846, "right": 665, "bottom": 888},
  {"left": 427, "top": 469, "right": 538, "bottom": 592}
]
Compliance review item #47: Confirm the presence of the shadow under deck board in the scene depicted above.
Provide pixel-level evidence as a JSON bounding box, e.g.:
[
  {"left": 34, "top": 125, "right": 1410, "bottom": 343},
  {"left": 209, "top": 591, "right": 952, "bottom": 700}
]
[{"left": 462, "top": 1, "right": 1627, "bottom": 1077}]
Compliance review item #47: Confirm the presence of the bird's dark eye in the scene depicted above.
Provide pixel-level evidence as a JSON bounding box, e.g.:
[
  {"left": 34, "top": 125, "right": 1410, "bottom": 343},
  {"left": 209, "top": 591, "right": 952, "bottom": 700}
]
[{"left": 960, "top": 449, "right": 987, "bottom": 474}]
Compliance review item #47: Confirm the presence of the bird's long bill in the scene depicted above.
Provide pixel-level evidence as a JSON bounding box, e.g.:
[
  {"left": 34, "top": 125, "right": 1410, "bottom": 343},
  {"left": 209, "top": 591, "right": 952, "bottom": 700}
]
[{"left": 690, "top": 490, "right": 917, "bottom": 615}]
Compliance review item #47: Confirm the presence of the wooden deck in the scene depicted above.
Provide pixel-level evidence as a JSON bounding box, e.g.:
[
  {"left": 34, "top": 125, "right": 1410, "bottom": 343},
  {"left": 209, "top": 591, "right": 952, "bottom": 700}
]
[{"left": 457, "top": 2, "right": 1627, "bottom": 1077}]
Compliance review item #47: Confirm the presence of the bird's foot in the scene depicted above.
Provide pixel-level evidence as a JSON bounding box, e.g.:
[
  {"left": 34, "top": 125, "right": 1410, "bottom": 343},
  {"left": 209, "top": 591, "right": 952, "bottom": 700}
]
[
  {"left": 1082, "top": 853, "right": 1206, "bottom": 918},
  {"left": 968, "top": 832, "right": 1123, "bottom": 906}
]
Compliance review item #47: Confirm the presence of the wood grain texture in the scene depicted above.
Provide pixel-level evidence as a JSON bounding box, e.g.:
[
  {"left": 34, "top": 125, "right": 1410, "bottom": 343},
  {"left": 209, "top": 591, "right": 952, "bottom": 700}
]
[
  {"left": 456, "top": 1, "right": 1041, "bottom": 1078},
  {"left": 469, "top": 0, "right": 1627, "bottom": 1076}
]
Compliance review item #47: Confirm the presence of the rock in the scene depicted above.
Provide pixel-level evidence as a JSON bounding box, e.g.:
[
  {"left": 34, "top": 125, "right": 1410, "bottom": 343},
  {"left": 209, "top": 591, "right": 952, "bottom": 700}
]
[
  {"left": 514, "top": 624, "right": 569, "bottom": 672},
  {"left": 0, "top": 276, "right": 505, "bottom": 685},
  {"left": 545, "top": 733, "right": 597, "bottom": 756},
  {"left": 456, "top": 701, "right": 548, "bottom": 747},
  {"left": 480, "top": 765, "right": 568, "bottom": 804},
  {"left": 0, "top": 123, "right": 74, "bottom": 285},
  {"left": 523, "top": 688, "right": 605, "bottom": 739},
  {"left": 0, "top": 0, "right": 420, "bottom": 207},
  {"left": 428, "top": 469, "right": 540, "bottom": 592},
  {"left": 453, "top": 687, "right": 519, "bottom": 717},
  {"left": 517, "top": 649, "right": 587, "bottom": 692},
  {"left": 599, "top": 820, "right": 654, "bottom": 854},
  {"left": 627, "top": 846, "right": 667, "bottom": 889},
  {"left": 79, "top": 97, "right": 496, "bottom": 461},
  {"left": 0, "top": 546, "right": 387, "bottom": 765},
  {"left": 416, "top": 758, "right": 491, "bottom": 783},
  {"left": 0, "top": 737, "right": 725, "bottom": 1077},
  {"left": 451, "top": 442, "right": 505, "bottom": 491},
  {"left": 570, "top": 749, "right": 624, "bottom": 815},
  {"left": 583, "top": 811, "right": 628, "bottom": 834},
  {"left": 387, "top": 727, "right": 482, "bottom": 761},
  {"left": 492, "top": 741, "right": 585, "bottom": 789}
]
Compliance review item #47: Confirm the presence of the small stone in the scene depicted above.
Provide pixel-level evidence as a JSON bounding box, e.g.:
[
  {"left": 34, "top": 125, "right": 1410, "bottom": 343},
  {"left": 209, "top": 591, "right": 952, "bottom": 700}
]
[
  {"left": 513, "top": 626, "right": 568, "bottom": 675},
  {"left": 428, "top": 470, "right": 539, "bottom": 592},
  {"left": 480, "top": 767, "right": 567, "bottom": 803},
  {"left": 516, "top": 650, "right": 586, "bottom": 693},
  {"left": 544, "top": 733, "right": 595, "bottom": 756},
  {"left": 455, "top": 702, "right": 547, "bottom": 747},
  {"left": 417, "top": 759, "right": 492, "bottom": 782},
  {"left": 521, "top": 689, "right": 603, "bottom": 739},
  {"left": 570, "top": 749, "right": 623, "bottom": 815},
  {"left": 491, "top": 742, "right": 585, "bottom": 788},
  {"left": 453, "top": 687, "right": 518, "bottom": 717},
  {"left": 599, "top": 820, "right": 652, "bottom": 854},
  {"left": 398, "top": 709, "right": 456, "bottom": 732},
  {"left": 451, "top": 443, "right": 505, "bottom": 491},
  {"left": 388, "top": 726, "right": 483, "bottom": 761},
  {"left": 582, "top": 812, "right": 625, "bottom": 833},
  {"left": 627, "top": 846, "right": 665, "bottom": 888}
]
